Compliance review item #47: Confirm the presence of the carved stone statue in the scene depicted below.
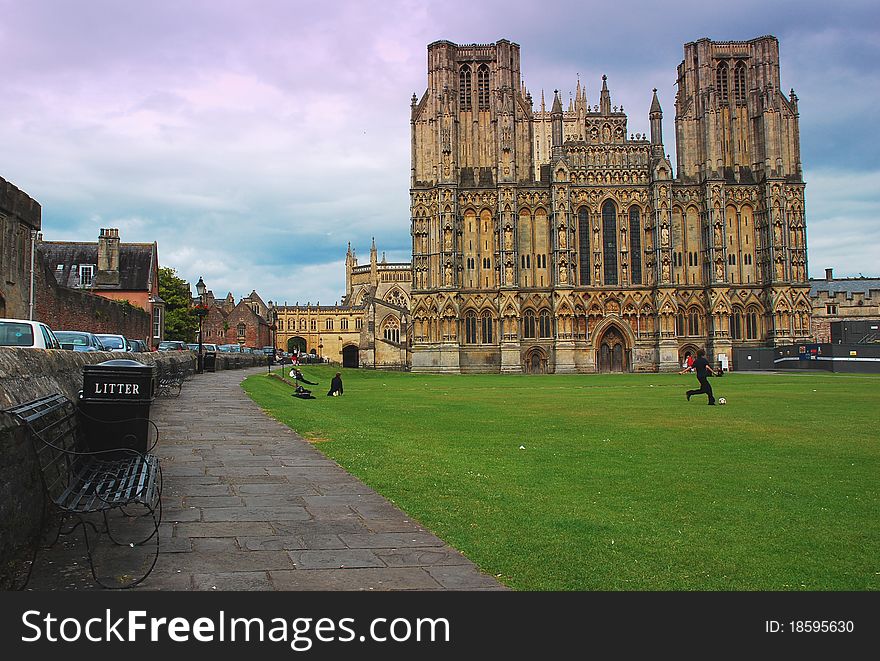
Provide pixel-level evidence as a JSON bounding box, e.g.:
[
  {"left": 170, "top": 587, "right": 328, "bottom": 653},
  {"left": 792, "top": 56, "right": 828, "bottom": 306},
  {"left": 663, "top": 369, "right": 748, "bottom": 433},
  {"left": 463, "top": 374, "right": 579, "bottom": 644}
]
[
  {"left": 662, "top": 259, "right": 670, "bottom": 282},
  {"left": 444, "top": 228, "right": 452, "bottom": 251},
  {"left": 661, "top": 225, "right": 669, "bottom": 247},
  {"left": 559, "top": 264, "right": 568, "bottom": 284},
  {"left": 714, "top": 223, "right": 722, "bottom": 246},
  {"left": 444, "top": 263, "right": 453, "bottom": 286},
  {"left": 558, "top": 227, "right": 567, "bottom": 248},
  {"left": 504, "top": 226, "right": 513, "bottom": 250}
]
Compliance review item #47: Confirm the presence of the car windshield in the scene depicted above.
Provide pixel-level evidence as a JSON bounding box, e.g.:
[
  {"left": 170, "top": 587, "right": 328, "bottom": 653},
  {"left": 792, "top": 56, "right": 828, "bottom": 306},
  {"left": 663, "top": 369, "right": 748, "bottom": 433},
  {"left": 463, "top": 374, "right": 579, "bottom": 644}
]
[
  {"left": 98, "top": 336, "right": 126, "bottom": 349},
  {"left": 55, "top": 332, "right": 90, "bottom": 346},
  {"left": 0, "top": 321, "right": 35, "bottom": 346}
]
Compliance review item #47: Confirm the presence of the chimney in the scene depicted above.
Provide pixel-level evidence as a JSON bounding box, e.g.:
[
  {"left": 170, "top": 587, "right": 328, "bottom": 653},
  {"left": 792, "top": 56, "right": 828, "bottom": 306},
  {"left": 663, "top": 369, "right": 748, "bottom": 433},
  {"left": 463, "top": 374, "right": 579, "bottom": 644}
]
[
  {"left": 95, "top": 228, "right": 121, "bottom": 287},
  {"left": 825, "top": 268, "right": 833, "bottom": 282}
]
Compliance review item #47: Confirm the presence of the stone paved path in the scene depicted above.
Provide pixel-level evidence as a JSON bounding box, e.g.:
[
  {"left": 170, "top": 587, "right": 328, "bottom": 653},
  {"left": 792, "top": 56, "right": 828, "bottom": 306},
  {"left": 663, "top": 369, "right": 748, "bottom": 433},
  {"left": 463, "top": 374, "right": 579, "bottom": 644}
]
[{"left": 25, "top": 366, "right": 506, "bottom": 591}]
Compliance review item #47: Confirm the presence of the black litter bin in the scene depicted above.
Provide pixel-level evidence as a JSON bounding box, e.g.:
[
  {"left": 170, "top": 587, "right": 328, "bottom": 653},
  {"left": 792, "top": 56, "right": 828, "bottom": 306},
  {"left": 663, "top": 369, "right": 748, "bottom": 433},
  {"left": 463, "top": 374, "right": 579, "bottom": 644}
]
[
  {"left": 204, "top": 350, "right": 217, "bottom": 372},
  {"left": 79, "top": 359, "right": 157, "bottom": 454}
]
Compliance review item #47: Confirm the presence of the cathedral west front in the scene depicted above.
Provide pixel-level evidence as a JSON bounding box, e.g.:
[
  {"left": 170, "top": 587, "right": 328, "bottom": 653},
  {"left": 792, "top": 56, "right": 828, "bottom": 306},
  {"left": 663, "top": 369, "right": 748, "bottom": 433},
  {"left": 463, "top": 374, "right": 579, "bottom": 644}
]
[{"left": 408, "top": 36, "right": 812, "bottom": 373}]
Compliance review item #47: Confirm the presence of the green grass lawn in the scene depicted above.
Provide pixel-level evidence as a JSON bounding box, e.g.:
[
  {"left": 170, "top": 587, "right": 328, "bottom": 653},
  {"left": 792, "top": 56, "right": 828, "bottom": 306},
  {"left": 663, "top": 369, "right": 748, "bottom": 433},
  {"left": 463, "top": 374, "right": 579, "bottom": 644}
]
[{"left": 243, "top": 365, "right": 879, "bottom": 591}]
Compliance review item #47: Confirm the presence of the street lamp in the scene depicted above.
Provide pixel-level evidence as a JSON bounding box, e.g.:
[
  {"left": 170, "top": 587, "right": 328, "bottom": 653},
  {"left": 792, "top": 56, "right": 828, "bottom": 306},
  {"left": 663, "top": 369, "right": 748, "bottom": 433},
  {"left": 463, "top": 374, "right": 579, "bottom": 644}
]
[{"left": 194, "top": 276, "right": 208, "bottom": 374}]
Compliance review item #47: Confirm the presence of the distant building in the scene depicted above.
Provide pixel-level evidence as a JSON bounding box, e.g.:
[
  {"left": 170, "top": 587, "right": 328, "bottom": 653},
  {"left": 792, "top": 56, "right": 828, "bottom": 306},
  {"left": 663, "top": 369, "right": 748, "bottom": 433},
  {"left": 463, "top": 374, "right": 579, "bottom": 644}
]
[
  {"left": 810, "top": 268, "right": 880, "bottom": 343},
  {"left": 40, "top": 228, "right": 164, "bottom": 347},
  {"left": 195, "top": 279, "right": 271, "bottom": 348},
  {"left": 272, "top": 239, "right": 411, "bottom": 368}
]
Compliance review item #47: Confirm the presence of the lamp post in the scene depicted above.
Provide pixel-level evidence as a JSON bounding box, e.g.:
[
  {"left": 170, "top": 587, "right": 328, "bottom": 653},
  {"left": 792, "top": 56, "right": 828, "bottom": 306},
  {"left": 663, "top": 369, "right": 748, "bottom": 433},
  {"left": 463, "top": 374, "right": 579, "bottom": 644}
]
[
  {"left": 195, "top": 276, "right": 207, "bottom": 374},
  {"left": 268, "top": 308, "right": 276, "bottom": 374}
]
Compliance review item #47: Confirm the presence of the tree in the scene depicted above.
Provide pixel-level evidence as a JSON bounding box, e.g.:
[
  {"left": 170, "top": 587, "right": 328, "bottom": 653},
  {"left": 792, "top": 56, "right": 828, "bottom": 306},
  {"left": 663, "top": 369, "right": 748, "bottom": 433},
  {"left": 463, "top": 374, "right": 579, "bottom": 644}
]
[{"left": 159, "top": 267, "right": 198, "bottom": 341}]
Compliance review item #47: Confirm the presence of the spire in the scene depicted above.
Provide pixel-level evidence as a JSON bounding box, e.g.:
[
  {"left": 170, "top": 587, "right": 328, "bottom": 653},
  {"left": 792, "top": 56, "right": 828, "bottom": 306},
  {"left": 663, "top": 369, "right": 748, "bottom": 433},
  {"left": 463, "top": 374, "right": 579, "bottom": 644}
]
[
  {"left": 551, "top": 89, "right": 563, "bottom": 114},
  {"left": 650, "top": 88, "right": 663, "bottom": 116},
  {"left": 551, "top": 90, "right": 564, "bottom": 158},
  {"left": 541, "top": 89, "right": 546, "bottom": 113},
  {"left": 600, "top": 75, "right": 611, "bottom": 115},
  {"left": 649, "top": 89, "right": 665, "bottom": 154}
]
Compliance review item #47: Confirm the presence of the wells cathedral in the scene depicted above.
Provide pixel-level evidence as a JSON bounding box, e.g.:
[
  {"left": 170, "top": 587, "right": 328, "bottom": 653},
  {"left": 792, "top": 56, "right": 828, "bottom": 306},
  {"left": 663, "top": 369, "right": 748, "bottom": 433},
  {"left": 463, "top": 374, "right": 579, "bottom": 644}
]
[
  {"left": 408, "top": 35, "right": 810, "bottom": 373},
  {"left": 277, "top": 35, "right": 811, "bottom": 373}
]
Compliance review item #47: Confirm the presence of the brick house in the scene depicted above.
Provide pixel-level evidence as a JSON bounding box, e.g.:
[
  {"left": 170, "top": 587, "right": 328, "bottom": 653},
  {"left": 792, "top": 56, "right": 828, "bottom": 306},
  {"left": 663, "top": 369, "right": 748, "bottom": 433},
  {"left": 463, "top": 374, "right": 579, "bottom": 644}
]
[{"left": 40, "top": 228, "right": 164, "bottom": 347}]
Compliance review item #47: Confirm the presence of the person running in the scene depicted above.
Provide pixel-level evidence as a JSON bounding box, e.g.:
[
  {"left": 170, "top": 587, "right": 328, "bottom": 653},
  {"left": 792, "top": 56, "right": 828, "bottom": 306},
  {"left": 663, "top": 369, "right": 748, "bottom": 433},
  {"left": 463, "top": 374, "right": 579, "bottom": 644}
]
[{"left": 680, "top": 348, "right": 716, "bottom": 405}]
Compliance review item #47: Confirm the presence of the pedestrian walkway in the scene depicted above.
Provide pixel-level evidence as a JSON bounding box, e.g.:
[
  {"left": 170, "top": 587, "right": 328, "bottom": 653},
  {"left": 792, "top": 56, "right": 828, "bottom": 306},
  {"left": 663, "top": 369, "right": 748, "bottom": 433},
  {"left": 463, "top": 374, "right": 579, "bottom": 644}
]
[{"left": 24, "top": 367, "right": 505, "bottom": 591}]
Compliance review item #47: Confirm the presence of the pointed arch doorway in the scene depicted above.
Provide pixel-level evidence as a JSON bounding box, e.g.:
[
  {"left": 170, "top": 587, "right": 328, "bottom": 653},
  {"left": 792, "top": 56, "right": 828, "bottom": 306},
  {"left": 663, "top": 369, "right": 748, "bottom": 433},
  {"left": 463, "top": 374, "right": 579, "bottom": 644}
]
[{"left": 597, "top": 325, "right": 630, "bottom": 373}]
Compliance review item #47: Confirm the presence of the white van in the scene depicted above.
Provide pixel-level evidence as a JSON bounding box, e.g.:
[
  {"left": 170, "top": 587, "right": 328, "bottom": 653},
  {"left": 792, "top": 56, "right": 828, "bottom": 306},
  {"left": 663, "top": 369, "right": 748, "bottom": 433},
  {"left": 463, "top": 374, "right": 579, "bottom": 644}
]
[{"left": 0, "top": 318, "right": 62, "bottom": 349}]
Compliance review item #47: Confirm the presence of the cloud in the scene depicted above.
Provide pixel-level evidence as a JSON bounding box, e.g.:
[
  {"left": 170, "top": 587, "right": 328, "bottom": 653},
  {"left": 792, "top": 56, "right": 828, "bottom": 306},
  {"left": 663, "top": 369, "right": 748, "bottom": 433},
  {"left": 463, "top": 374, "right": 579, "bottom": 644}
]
[{"left": 0, "top": 0, "right": 877, "bottom": 307}]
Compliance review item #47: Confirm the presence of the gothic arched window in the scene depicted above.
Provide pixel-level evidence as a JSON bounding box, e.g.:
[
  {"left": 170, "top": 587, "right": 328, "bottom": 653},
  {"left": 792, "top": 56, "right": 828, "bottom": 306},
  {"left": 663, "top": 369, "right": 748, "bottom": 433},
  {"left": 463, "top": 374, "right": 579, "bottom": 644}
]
[
  {"left": 746, "top": 307, "right": 759, "bottom": 340},
  {"left": 688, "top": 308, "right": 701, "bottom": 336},
  {"left": 629, "top": 207, "right": 642, "bottom": 285},
  {"left": 539, "top": 311, "right": 552, "bottom": 338},
  {"left": 459, "top": 65, "right": 472, "bottom": 111},
  {"left": 384, "top": 318, "right": 400, "bottom": 344},
  {"left": 481, "top": 311, "right": 493, "bottom": 344},
  {"left": 734, "top": 62, "right": 747, "bottom": 105},
  {"left": 578, "top": 207, "right": 591, "bottom": 285},
  {"left": 730, "top": 308, "right": 743, "bottom": 340},
  {"left": 237, "top": 323, "right": 246, "bottom": 340},
  {"left": 464, "top": 311, "right": 478, "bottom": 344},
  {"left": 523, "top": 310, "right": 536, "bottom": 339},
  {"left": 716, "top": 62, "right": 729, "bottom": 104},
  {"left": 477, "top": 64, "right": 490, "bottom": 110},
  {"left": 602, "top": 200, "right": 618, "bottom": 285}
]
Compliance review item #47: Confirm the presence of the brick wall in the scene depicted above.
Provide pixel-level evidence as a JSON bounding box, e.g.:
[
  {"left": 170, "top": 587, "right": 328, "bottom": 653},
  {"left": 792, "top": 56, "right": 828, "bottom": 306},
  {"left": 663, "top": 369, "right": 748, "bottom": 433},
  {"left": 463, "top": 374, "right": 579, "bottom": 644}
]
[{"left": 34, "top": 252, "right": 152, "bottom": 344}]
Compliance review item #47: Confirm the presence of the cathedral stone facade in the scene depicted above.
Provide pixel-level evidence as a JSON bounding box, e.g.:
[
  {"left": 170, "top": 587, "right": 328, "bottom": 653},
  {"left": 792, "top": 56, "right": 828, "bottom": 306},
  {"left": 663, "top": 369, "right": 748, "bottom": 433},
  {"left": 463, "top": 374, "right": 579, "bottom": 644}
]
[{"left": 408, "top": 36, "right": 812, "bottom": 373}]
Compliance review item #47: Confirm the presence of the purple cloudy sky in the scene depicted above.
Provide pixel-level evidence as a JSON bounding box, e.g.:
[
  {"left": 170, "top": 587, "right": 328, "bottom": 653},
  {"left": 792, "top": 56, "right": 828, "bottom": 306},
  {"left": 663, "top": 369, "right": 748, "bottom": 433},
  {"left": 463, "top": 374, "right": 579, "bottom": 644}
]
[{"left": 2, "top": 0, "right": 877, "bottom": 305}]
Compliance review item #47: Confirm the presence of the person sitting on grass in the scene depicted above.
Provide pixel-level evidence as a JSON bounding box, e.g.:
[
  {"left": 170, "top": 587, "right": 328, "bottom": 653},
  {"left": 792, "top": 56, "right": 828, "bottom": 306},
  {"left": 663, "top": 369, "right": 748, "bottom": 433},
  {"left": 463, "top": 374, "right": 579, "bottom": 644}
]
[{"left": 327, "top": 372, "right": 343, "bottom": 397}]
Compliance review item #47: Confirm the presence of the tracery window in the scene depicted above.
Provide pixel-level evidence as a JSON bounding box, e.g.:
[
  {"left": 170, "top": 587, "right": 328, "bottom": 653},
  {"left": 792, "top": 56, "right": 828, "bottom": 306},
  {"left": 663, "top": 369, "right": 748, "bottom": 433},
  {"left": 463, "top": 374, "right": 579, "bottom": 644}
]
[
  {"left": 477, "top": 64, "right": 490, "bottom": 110},
  {"left": 602, "top": 200, "right": 618, "bottom": 285},
  {"left": 523, "top": 310, "right": 536, "bottom": 339},
  {"left": 459, "top": 65, "right": 472, "bottom": 111},
  {"left": 629, "top": 207, "right": 642, "bottom": 285},
  {"left": 464, "top": 311, "right": 478, "bottom": 344},
  {"left": 539, "top": 310, "right": 552, "bottom": 338},
  {"left": 384, "top": 319, "right": 400, "bottom": 344},
  {"left": 688, "top": 308, "right": 701, "bottom": 336},
  {"left": 716, "top": 62, "right": 729, "bottom": 104},
  {"left": 734, "top": 62, "right": 747, "bottom": 105},
  {"left": 481, "top": 311, "right": 493, "bottom": 344},
  {"left": 746, "top": 308, "right": 759, "bottom": 340},
  {"left": 729, "top": 309, "right": 743, "bottom": 340},
  {"left": 578, "top": 207, "right": 591, "bottom": 285}
]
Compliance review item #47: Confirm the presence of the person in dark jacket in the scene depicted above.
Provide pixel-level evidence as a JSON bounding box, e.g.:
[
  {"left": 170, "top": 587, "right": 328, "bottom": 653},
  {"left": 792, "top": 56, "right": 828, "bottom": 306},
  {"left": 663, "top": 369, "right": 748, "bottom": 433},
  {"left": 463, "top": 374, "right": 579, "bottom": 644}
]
[
  {"left": 327, "top": 372, "right": 344, "bottom": 397},
  {"left": 680, "top": 348, "right": 716, "bottom": 405}
]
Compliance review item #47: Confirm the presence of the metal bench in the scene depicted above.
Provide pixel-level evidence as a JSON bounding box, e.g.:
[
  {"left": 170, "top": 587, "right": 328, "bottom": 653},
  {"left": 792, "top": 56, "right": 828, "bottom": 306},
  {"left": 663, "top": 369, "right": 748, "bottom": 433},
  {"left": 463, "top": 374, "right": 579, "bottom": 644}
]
[
  {"left": 156, "top": 361, "right": 185, "bottom": 397},
  {"left": 5, "top": 393, "right": 162, "bottom": 589}
]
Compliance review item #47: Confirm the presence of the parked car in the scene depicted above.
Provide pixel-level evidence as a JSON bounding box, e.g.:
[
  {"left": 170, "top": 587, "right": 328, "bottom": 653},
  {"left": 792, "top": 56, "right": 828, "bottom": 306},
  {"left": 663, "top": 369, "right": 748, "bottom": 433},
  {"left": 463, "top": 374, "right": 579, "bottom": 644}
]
[
  {"left": 55, "top": 330, "right": 107, "bottom": 352},
  {"left": 128, "top": 339, "right": 149, "bottom": 352},
  {"left": 219, "top": 344, "right": 242, "bottom": 353},
  {"left": 186, "top": 343, "right": 199, "bottom": 351},
  {"left": 96, "top": 334, "right": 131, "bottom": 352},
  {"left": 202, "top": 343, "right": 219, "bottom": 353},
  {"left": 0, "top": 318, "right": 61, "bottom": 349},
  {"left": 157, "top": 340, "right": 188, "bottom": 351}
]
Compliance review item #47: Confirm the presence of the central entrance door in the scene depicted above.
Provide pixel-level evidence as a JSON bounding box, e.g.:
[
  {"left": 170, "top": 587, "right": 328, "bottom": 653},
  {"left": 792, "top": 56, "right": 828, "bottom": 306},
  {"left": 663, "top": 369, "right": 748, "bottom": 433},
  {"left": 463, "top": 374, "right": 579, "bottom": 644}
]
[{"left": 597, "top": 326, "right": 629, "bottom": 373}]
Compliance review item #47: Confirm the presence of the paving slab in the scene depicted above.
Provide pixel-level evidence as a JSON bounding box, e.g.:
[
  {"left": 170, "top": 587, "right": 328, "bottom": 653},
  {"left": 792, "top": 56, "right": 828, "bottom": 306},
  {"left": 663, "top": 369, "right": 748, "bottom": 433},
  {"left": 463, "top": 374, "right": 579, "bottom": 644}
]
[{"left": 22, "top": 367, "right": 507, "bottom": 591}]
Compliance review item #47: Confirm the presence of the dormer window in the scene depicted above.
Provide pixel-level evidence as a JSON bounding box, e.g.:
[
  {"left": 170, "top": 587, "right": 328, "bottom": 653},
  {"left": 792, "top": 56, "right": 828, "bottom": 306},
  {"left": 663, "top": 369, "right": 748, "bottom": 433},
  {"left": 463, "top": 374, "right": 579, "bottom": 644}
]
[{"left": 79, "top": 265, "right": 94, "bottom": 287}]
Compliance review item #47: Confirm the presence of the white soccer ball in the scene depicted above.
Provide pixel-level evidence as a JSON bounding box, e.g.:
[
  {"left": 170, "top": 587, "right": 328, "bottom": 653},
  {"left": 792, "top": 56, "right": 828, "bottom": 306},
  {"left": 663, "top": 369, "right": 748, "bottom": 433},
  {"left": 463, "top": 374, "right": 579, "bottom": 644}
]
[{"left": 718, "top": 397, "right": 727, "bottom": 405}]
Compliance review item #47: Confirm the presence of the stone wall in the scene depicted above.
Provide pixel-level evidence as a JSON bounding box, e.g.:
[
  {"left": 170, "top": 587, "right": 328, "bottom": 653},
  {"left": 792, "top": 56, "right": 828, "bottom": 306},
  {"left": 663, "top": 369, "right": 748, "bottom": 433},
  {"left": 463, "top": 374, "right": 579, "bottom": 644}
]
[
  {"left": 34, "top": 255, "right": 152, "bottom": 344},
  {"left": 0, "top": 175, "right": 41, "bottom": 320}
]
